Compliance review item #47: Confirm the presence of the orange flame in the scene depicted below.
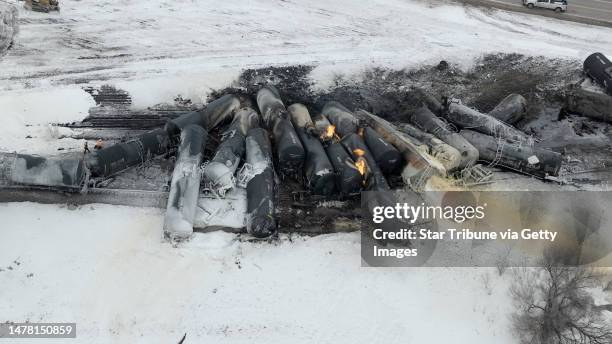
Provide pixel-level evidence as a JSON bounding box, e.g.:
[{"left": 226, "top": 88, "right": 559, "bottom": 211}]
[
  {"left": 354, "top": 157, "right": 367, "bottom": 176},
  {"left": 352, "top": 149, "right": 368, "bottom": 176},
  {"left": 353, "top": 148, "right": 366, "bottom": 157},
  {"left": 321, "top": 124, "right": 336, "bottom": 140}
]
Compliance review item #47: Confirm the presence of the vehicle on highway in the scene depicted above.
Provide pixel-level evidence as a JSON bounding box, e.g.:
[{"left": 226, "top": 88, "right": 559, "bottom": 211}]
[{"left": 522, "top": 0, "right": 567, "bottom": 12}]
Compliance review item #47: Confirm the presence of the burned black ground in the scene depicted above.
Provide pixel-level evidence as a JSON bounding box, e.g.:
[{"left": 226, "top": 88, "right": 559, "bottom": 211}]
[{"left": 211, "top": 53, "right": 583, "bottom": 131}]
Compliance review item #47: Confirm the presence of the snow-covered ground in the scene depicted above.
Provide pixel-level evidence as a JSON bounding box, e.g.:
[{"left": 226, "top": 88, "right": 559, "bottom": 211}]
[
  {"left": 2, "top": 0, "right": 611, "bottom": 94},
  {"left": 1, "top": 0, "right": 611, "bottom": 154},
  {"left": 1, "top": 0, "right": 612, "bottom": 343},
  {"left": 0, "top": 202, "right": 513, "bottom": 344}
]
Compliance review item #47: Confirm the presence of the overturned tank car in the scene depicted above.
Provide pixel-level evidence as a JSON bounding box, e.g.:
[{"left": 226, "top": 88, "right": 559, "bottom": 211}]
[
  {"left": 1, "top": 153, "right": 87, "bottom": 191},
  {"left": 86, "top": 129, "right": 170, "bottom": 179},
  {"left": 287, "top": 104, "right": 336, "bottom": 196},
  {"left": 583, "top": 52, "right": 612, "bottom": 96},
  {"left": 460, "top": 130, "right": 562, "bottom": 179},
  {"left": 256, "top": 86, "right": 305, "bottom": 176},
  {"left": 202, "top": 107, "right": 259, "bottom": 195},
  {"left": 164, "top": 125, "right": 208, "bottom": 239},
  {"left": 565, "top": 53, "right": 612, "bottom": 122},
  {"left": 245, "top": 127, "right": 277, "bottom": 238}
]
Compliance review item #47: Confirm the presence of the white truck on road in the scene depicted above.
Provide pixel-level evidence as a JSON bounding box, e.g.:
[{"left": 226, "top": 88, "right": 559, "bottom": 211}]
[{"left": 523, "top": 0, "right": 567, "bottom": 12}]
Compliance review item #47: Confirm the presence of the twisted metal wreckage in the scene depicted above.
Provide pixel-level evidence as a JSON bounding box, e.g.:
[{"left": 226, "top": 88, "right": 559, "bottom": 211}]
[{"left": 1, "top": 52, "right": 611, "bottom": 239}]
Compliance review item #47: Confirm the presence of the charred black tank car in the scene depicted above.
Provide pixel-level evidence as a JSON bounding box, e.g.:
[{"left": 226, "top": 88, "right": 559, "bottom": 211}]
[
  {"left": 584, "top": 52, "right": 612, "bottom": 96},
  {"left": 256, "top": 86, "right": 305, "bottom": 176},
  {"left": 86, "top": 128, "right": 170, "bottom": 178},
  {"left": 287, "top": 103, "right": 336, "bottom": 196},
  {"left": 245, "top": 127, "right": 277, "bottom": 238},
  {"left": 361, "top": 127, "right": 403, "bottom": 175}
]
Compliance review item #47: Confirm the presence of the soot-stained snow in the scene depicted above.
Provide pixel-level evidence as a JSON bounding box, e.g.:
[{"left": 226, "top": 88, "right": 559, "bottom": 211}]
[{"left": 212, "top": 53, "right": 581, "bottom": 134}]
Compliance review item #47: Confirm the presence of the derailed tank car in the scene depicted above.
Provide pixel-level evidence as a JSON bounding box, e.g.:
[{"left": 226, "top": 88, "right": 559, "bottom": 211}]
[
  {"left": 487, "top": 94, "right": 527, "bottom": 125},
  {"left": 203, "top": 94, "right": 242, "bottom": 130},
  {"left": 409, "top": 106, "right": 478, "bottom": 170},
  {"left": 445, "top": 100, "right": 531, "bottom": 144},
  {"left": 287, "top": 104, "right": 336, "bottom": 196},
  {"left": 565, "top": 81, "right": 612, "bottom": 123},
  {"left": 86, "top": 128, "right": 170, "bottom": 178},
  {"left": 460, "top": 130, "right": 562, "bottom": 179},
  {"left": 164, "top": 125, "right": 208, "bottom": 239},
  {"left": 4, "top": 153, "right": 87, "bottom": 191},
  {"left": 341, "top": 133, "right": 390, "bottom": 191},
  {"left": 310, "top": 112, "right": 363, "bottom": 195},
  {"left": 256, "top": 86, "right": 305, "bottom": 176},
  {"left": 322, "top": 101, "right": 359, "bottom": 137},
  {"left": 245, "top": 127, "right": 277, "bottom": 238},
  {"left": 202, "top": 107, "right": 259, "bottom": 195},
  {"left": 325, "top": 141, "right": 363, "bottom": 195},
  {"left": 164, "top": 94, "right": 240, "bottom": 136},
  {"left": 164, "top": 110, "right": 207, "bottom": 137},
  {"left": 360, "top": 127, "right": 403, "bottom": 175},
  {"left": 584, "top": 52, "right": 612, "bottom": 96}
]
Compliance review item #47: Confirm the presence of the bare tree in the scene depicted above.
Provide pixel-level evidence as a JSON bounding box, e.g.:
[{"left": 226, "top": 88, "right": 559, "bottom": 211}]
[
  {"left": 495, "top": 243, "right": 512, "bottom": 276},
  {"left": 511, "top": 262, "right": 612, "bottom": 344}
]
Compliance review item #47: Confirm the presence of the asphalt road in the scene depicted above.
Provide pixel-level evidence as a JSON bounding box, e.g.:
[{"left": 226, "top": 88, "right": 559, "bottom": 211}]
[{"left": 461, "top": 0, "right": 612, "bottom": 27}]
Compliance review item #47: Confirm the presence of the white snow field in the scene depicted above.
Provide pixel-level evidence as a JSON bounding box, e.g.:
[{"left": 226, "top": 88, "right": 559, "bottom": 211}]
[
  {"left": 1, "top": 0, "right": 611, "bottom": 343},
  {"left": 0, "top": 203, "right": 513, "bottom": 344}
]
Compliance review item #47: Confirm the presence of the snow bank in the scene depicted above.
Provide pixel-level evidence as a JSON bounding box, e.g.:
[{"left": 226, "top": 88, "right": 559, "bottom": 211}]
[
  {"left": 0, "top": 87, "right": 94, "bottom": 154},
  {"left": 114, "top": 70, "right": 241, "bottom": 110},
  {"left": 0, "top": 202, "right": 515, "bottom": 344},
  {"left": 0, "top": 2, "right": 17, "bottom": 54},
  {"left": 2, "top": 0, "right": 611, "bottom": 93}
]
